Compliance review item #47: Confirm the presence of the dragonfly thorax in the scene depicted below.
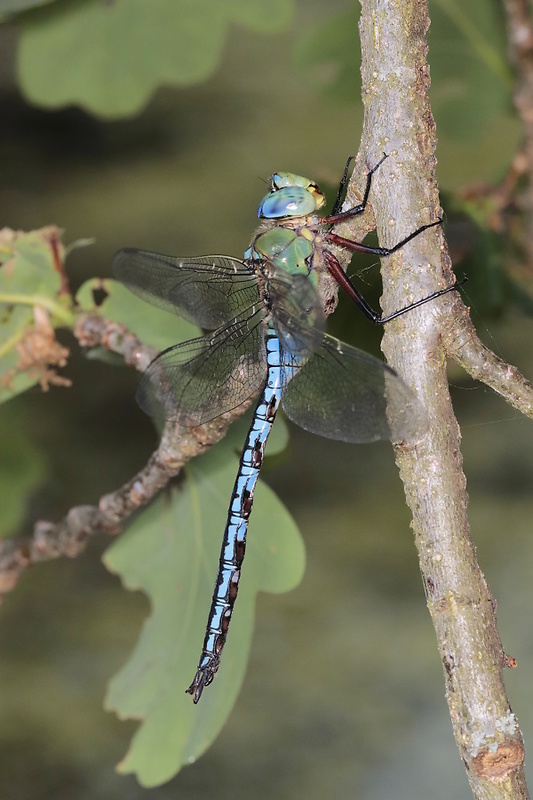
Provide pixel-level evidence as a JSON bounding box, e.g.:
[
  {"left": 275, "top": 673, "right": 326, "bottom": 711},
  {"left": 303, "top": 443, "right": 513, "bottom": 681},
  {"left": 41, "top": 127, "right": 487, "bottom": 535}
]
[
  {"left": 246, "top": 224, "right": 327, "bottom": 296},
  {"left": 258, "top": 172, "right": 326, "bottom": 220}
]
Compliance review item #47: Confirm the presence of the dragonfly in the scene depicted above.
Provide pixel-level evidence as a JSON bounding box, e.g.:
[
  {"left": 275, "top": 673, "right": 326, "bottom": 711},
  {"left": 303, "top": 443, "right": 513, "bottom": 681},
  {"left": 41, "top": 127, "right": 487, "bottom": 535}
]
[{"left": 113, "top": 155, "right": 460, "bottom": 703}]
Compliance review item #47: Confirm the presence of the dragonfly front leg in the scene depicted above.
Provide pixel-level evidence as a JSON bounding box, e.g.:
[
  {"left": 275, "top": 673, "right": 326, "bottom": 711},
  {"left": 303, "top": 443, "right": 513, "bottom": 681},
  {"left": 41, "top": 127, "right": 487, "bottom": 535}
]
[{"left": 326, "top": 152, "right": 389, "bottom": 222}]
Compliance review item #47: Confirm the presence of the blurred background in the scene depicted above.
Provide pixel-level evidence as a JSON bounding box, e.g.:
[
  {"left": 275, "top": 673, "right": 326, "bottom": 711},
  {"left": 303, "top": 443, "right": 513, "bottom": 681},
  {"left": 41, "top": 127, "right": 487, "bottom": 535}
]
[{"left": 2, "top": 0, "right": 533, "bottom": 798}]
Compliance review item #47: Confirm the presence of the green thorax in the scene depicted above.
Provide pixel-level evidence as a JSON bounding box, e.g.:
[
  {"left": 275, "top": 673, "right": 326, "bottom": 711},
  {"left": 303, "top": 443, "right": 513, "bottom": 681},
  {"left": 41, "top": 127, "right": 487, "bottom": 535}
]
[{"left": 253, "top": 225, "right": 315, "bottom": 276}]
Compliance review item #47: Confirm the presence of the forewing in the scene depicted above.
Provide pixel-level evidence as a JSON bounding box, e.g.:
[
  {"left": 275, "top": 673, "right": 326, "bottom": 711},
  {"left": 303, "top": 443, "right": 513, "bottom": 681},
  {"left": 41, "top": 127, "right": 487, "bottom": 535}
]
[
  {"left": 281, "top": 333, "right": 429, "bottom": 444},
  {"left": 112, "top": 249, "right": 260, "bottom": 330},
  {"left": 136, "top": 307, "right": 268, "bottom": 426}
]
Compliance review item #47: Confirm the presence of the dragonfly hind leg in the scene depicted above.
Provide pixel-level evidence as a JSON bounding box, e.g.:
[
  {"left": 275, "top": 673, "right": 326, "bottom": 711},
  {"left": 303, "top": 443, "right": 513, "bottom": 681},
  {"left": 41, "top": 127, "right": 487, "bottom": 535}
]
[{"left": 324, "top": 250, "right": 466, "bottom": 325}]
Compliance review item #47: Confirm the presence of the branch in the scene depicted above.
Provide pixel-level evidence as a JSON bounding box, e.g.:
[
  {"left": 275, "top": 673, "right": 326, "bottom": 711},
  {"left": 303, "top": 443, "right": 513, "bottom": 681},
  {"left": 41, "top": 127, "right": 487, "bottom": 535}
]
[
  {"left": 443, "top": 302, "right": 533, "bottom": 418},
  {"left": 0, "top": 314, "right": 251, "bottom": 598},
  {"left": 356, "top": 1, "right": 529, "bottom": 797}
]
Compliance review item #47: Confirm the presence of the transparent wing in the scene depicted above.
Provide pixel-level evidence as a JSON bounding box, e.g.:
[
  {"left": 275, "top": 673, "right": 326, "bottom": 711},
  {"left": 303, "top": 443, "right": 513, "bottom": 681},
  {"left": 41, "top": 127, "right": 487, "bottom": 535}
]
[
  {"left": 281, "top": 333, "right": 429, "bottom": 444},
  {"left": 267, "top": 269, "right": 325, "bottom": 358},
  {"left": 136, "top": 306, "right": 268, "bottom": 426},
  {"left": 112, "top": 249, "right": 260, "bottom": 330}
]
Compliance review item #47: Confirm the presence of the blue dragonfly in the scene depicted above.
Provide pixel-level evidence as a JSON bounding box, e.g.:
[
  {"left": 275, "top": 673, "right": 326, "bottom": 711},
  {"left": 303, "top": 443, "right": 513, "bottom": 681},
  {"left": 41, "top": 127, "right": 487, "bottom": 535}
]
[{"left": 113, "top": 155, "right": 459, "bottom": 703}]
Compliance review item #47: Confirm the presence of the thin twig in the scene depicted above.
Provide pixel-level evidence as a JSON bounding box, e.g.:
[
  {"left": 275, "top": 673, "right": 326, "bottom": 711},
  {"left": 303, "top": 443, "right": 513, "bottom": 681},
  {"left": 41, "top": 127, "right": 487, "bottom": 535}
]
[
  {"left": 0, "top": 314, "right": 251, "bottom": 598},
  {"left": 442, "top": 301, "right": 533, "bottom": 417},
  {"left": 356, "top": 1, "right": 529, "bottom": 797}
]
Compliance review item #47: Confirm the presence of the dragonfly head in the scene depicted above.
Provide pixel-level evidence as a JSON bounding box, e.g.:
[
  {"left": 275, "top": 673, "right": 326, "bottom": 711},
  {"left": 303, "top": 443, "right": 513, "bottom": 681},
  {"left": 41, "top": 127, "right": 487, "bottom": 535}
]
[{"left": 258, "top": 172, "right": 326, "bottom": 220}]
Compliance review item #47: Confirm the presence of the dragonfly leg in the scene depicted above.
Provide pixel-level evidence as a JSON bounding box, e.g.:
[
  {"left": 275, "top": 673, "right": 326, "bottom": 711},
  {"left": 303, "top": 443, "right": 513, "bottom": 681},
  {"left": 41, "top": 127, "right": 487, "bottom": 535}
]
[
  {"left": 324, "top": 250, "right": 466, "bottom": 325},
  {"left": 325, "top": 152, "right": 389, "bottom": 223},
  {"left": 330, "top": 155, "right": 355, "bottom": 216}
]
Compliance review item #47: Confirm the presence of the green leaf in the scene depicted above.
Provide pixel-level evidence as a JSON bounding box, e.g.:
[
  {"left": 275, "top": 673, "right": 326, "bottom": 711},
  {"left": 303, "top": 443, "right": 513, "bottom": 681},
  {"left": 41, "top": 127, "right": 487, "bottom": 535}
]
[
  {"left": 17, "top": 0, "right": 294, "bottom": 119},
  {"left": 0, "top": 0, "right": 56, "bottom": 15},
  {"left": 103, "top": 439, "right": 305, "bottom": 786},
  {"left": 0, "top": 406, "right": 46, "bottom": 537},
  {"left": 0, "top": 227, "right": 74, "bottom": 403},
  {"left": 76, "top": 277, "right": 198, "bottom": 351}
]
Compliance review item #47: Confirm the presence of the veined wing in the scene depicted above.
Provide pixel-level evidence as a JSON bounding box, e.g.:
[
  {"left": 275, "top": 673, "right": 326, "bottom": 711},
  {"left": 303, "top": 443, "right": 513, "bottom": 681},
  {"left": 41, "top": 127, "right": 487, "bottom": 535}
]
[
  {"left": 136, "top": 306, "right": 268, "bottom": 426},
  {"left": 281, "top": 333, "right": 429, "bottom": 444},
  {"left": 112, "top": 249, "right": 260, "bottom": 330},
  {"left": 267, "top": 269, "right": 325, "bottom": 359}
]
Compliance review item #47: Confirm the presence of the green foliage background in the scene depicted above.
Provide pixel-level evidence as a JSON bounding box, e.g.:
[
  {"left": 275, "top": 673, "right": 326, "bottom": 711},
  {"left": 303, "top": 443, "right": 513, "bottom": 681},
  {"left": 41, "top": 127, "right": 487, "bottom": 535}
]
[{"left": 1, "top": 0, "right": 533, "bottom": 798}]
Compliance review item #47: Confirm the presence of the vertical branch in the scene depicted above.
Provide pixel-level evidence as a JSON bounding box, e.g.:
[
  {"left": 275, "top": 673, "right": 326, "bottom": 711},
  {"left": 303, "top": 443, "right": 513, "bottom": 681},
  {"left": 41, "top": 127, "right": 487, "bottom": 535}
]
[{"left": 353, "top": 1, "right": 528, "bottom": 797}]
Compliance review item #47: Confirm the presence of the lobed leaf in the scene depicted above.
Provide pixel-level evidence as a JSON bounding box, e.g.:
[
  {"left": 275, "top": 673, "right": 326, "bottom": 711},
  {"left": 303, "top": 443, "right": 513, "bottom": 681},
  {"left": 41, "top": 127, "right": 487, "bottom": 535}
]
[
  {"left": 103, "top": 439, "right": 305, "bottom": 786},
  {"left": 17, "top": 0, "right": 294, "bottom": 118}
]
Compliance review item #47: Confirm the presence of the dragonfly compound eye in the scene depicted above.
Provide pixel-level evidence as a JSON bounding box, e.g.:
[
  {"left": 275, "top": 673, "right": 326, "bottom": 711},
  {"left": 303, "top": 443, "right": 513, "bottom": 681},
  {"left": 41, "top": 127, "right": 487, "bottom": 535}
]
[{"left": 258, "top": 185, "right": 324, "bottom": 219}]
